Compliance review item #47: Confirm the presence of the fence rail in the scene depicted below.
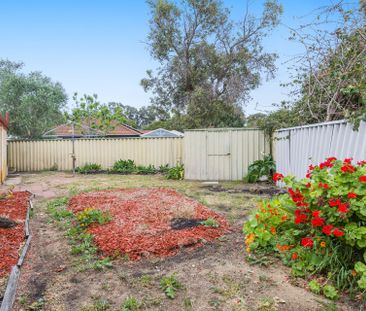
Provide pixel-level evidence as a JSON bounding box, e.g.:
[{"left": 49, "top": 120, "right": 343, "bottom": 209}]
[
  {"left": 274, "top": 120, "right": 366, "bottom": 180},
  {"left": 8, "top": 137, "right": 184, "bottom": 172}
]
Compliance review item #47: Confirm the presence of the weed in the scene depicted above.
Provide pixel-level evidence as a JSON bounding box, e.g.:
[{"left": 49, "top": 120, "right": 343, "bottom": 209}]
[
  {"left": 79, "top": 298, "right": 111, "bottom": 311},
  {"left": 256, "top": 297, "right": 276, "bottom": 311},
  {"left": 47, "top": 197, "right": 72, "bottom": 221},
  {"left": 120, "top": 296, "right": 141, "bottom": 311},
  {"left": 76, "top": 208, "right": 112, "bottom": 227},
  {"left": 309, "top": 279, "right": 321, "bottom": 294},
  {"left": 201, "top": 217, "right": 219, "bottom": 228},
  {"left": 160, "top": 274, "right": 182, "bottom": 299},
  {"left": 26, "top": 298, "right": 44, "bottom": 311},
  {"left": 183, "top": 297, "right": 193, "bottom": 311}
]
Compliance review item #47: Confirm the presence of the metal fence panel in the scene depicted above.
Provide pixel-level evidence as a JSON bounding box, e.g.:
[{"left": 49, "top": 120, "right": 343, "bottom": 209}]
[
  {"left": 8, "top": 137, "right": 183, "bottom": 172},
  {"left": 274, "top": 120, "right": 366, "bottom": 180},
  {"left": 184, "top": 128, "right": 269, "bottom": 180}
]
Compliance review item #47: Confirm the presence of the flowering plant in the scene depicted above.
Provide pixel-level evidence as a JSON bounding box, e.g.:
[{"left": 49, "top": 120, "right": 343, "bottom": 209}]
[{"left": 244, "top": 157, "right": 366, "bottom": 294}]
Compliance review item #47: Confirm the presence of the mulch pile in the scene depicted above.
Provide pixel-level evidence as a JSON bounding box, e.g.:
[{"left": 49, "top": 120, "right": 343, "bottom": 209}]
[
  {"left": 0, "top": 191, "right": 30, "bottom": 277},
  {"left": 68, "top": 188, "right": 230, "bottom": 260}
]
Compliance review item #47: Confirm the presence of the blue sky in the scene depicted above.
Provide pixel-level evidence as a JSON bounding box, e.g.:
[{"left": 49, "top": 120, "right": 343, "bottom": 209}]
[{"left": 0, "top": 0, "right": 334, "bottom": 115}]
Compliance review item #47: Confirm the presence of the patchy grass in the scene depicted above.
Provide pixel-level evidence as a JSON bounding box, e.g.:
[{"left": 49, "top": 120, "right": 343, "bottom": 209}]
[{"left": 10, "top": 172, "right": 358, "bottom": 311}]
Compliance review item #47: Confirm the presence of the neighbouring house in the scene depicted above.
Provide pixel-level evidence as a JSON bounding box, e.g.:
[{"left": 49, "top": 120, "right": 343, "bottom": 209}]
[
  {"left": 141, "top": 128, "right": 184, "bottom": 138},
  {"left": 0, "top": 113, "right": 8, "bottom": 183},
  {"left": 43, "top": 121, "right": 142, "bottom": 139}
]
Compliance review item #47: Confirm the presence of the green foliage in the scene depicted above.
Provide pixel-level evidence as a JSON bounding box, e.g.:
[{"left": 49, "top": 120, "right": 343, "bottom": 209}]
[
  {"left": 76, "top": 208, "right": 112, "bottom": 228},
  {"left": 76, "top": 163, "right": 102, "bottom": 174},
  {"left": 166, "top": 164, "right": 184, "bottom": 180},
  {"left": 309, "top": 280, "right": 321, "bottom": 294},
  {"left": 243, "top": 157, "right": 366, "bottom": 295},
  {"left": 143, "top": 0, "right": 282, "bottom": 129},
  {"left": 286, "top": 4, "right": 366, "bottom": 128},
  {"left": 80, "top": 299, "right": 111, "bottom": 311},
  {"left": 323, "top": 285, "right": 338, "bottom": 300},
  {"left": 120, "top": 297, "right": 141, "bottom": 311},
  {"left": 160, "top": 274, "right": 182, "bottom": 299},
  {"left": 47, "top": 197, "right": 112, "bottom": 271},
  {"left": 65, "top": 93, "right": 128, "bottom": 136},
  {"left": 111, "top": 159, "right": 137, "bottom": 174},
  {"left": 136, "top": 164, "right": 157, "bottom": 175},
  {"left": 158, "top": 164, "right": 170, "bottom": 174},
  {"left": 0, "top": 59, "right": 67, "bottom": 138},
  {"left": 246, "top": 155, "right": 276, "bottom": 183},
  {"left": 201, "top": 218, "right": 219, "bottom": 228},
  {"left": 47, "top": 197, "right": 73, "bottom": 221}
]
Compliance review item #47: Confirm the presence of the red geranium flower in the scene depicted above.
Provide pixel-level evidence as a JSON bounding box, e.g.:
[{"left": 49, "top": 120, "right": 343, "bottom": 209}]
[
  {"left": 311, "top": 217, "right": 325, "bottom": 228},
  {"left": 308, "top": 164, "right": 315, "bottom": 170},
  {"left": 301, "top": 237, "right": 314, "bottom": 247},
  {"left": 333, "top": 228, "right": 344, "bottom": 237},
  {"left": 360, "top": 176, "right": 366, "bottom": 183},
  {"left": 312, "top": 210, "right": 320, "bottom": 218},
  {"left": 338, "top": 203, "right": 349, "bottom": 213},
  {"left": 322, "top": 224, "right": 333, "bottom": 235},
  {"left": 319, "top": 182, "right": 330, "bottom": 189},
  {"left": 347, "top": 192, "right": 357, "bottom": 199},
  {"left": 329, "top": 199, "right": 341, "bottom": 207},
  {"left": 344, "top": 158, "right": 353, "bottom": 164},
  {"left": 305, "top": 183, "right": 311, "bottom": 188},
  {"left": 273, "top": 173, "right": 284, "bottom": 182},
  {"left": 357, "top": 161, "right": 366, "bottom": 166},
  {"left": 341, "top": 164, "right": 356, "bottom": 173},
  {"left": 327, "top": 157, "right": 337, "bottom": 162},
  {"left": 295, "top": 214, "right": 307, "bottom": 224},
  {"left": 306, "top": 172, "right": 311, "bottom": 178}
]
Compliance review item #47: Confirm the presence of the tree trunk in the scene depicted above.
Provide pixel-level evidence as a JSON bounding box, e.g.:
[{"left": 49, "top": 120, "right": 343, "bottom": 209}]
[{"left": 0, "top": 216, "right": 16, "bottom": 228}]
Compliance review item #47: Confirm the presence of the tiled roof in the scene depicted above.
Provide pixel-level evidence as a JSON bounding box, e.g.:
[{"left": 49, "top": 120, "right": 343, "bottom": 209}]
[{"left": 45, "top": 121, "right": 142, "bottom": 137}]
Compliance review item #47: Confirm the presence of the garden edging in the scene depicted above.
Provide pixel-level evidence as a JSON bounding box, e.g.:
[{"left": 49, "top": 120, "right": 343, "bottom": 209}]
[{"left": 0, "top": 192, "right": 34, "bottom": 311}]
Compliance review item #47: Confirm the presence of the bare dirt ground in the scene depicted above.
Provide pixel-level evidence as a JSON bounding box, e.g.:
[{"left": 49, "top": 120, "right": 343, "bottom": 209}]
[{"left": 1, "top": 172, "right": 359, "bottom": 311}]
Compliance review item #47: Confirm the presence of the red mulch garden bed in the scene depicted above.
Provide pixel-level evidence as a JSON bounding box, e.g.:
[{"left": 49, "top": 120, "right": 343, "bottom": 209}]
[
  {"left": 0, "top": 191, "right": 30, "bottom": 277},
  {"left": 68, "top": 188, "right": 230, "bottom": 260}
]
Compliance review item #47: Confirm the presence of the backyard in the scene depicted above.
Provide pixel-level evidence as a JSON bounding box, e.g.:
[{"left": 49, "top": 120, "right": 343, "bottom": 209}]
[{"left": 0, "top": 172, "right": 358, "bottom": 311}]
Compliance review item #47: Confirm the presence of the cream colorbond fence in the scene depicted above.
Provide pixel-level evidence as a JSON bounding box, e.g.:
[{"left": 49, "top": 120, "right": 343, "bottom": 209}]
[
  {"left": 8, "top": 137, "right": 184, "bottom": 172},
  {"left": 184, "top": 128, "right": 270, "bottom": 180}
]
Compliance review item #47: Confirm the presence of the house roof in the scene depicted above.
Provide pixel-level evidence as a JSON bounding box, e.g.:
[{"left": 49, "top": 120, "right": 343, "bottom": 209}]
[
  {"left": 43, "top": 121, "right": 142, "bottom": 138},
  {"left": 141, "top": 128, "right": 184, "bottom": 138}
]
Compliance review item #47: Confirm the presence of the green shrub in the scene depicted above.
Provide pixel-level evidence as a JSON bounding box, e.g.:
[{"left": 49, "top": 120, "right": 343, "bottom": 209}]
[
  {"left": 158, "top": 164, "right": 170, "bottom": 174},
  {"left": 166, "top": 164, "right": 184, "bottom": 180},
  {"left": 136, "top": 164, "right": 157, "bottom": 175},
  {"left": 111, "top": 159, "right": 136, "bottom": 174},
  {"left": 243, "top": 157, "right": 366, "bottom": 296},
  {"left": 245, "top": 154, "right": 275, "bottom": 183},
  {"left": 160, "top": 274, "right": 182, "bottom": 299},
  {"left": 76, "top": 163, "right": 102, "bottom": 174}
]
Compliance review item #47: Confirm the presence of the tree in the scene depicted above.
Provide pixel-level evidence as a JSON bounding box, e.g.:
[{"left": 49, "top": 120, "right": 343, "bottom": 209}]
[
  {"left": 0, "top": 60, "right": 67, "bottom": 138},
  {"left": 287, "top": 1, "right": 366, "bottom": 127},
  {"left": 107, "top": 103, "right": 161, "bottom": 128},
  {"left": 65, "top": 94, "right": 128, "bottom": 135},
  {"left": 142, "top": 0, "right": 283, "bottom": 129}
]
